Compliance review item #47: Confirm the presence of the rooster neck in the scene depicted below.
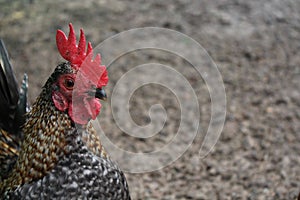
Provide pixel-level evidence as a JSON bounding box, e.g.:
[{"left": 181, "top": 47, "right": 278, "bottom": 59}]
[{"left": 0, "top": 88, "right": 73, "bottom": 192}]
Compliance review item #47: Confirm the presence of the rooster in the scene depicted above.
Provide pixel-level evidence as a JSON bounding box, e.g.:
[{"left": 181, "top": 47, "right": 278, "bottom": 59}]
[{"left": 0, "top": 24, "right": 131, "bottom": 199}]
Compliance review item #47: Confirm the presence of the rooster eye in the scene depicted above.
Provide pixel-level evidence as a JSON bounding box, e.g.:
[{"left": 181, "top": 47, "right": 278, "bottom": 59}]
[{"left": 65, "top": 79, "right": 74, "bottom": 88}]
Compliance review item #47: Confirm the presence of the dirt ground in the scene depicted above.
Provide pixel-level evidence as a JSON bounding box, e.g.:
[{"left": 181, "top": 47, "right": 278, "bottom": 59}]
[{"left": 0, "top": 0, "right": 299, "bottom": 199}]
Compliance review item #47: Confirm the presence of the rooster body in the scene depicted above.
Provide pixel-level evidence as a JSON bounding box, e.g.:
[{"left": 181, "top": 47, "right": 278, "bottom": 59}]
[
  {"left": 0, "top": 25, "right": 131, "bottom": 199},
  {"left": 4, "top": 128, "right": 129, "bottom": 199}
]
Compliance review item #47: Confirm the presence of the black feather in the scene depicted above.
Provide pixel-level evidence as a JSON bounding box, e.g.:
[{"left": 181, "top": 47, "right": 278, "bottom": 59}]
[
  {"left": 0, "top": 39, "right": 28, "bottom": 137},
  {"left": 0, "top": 39, "right": 19, "bottom": 134}
]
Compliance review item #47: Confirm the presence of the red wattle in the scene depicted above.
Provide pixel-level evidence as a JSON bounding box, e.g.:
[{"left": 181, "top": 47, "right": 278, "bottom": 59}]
[{"left": 68, "top": 97, "right": 101, "bottom": 125}]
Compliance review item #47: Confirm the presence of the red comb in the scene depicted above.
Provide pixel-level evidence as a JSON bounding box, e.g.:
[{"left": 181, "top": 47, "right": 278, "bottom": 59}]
[{"left": 56, "top": 23, "right": 108, "bottom": 87}]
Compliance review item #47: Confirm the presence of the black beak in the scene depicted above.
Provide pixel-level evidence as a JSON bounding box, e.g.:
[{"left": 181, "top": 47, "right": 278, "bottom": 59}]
[{"left": 95, "top": 88, "right": 107, "bottom": 101}]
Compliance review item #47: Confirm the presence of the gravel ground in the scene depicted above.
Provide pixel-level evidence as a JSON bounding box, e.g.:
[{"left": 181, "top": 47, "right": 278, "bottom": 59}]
[{"left": 0, "top": 0, "right": 299, "bottom": 199}]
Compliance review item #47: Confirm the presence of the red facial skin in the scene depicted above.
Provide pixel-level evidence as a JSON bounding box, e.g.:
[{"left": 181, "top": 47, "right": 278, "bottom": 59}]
[{"left": 52, "top": 73, "right": 102, "bottom": 125}]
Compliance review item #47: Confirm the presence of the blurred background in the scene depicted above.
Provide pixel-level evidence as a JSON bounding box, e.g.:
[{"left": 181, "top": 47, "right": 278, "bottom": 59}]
[{"left": 0, "top": 0, "right": 299, "bottom": 199}]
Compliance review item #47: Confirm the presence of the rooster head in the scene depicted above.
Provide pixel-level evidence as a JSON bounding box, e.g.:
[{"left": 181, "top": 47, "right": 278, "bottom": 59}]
[{"left": 52, "top": 23, "right": 108, "bottom": 125}]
